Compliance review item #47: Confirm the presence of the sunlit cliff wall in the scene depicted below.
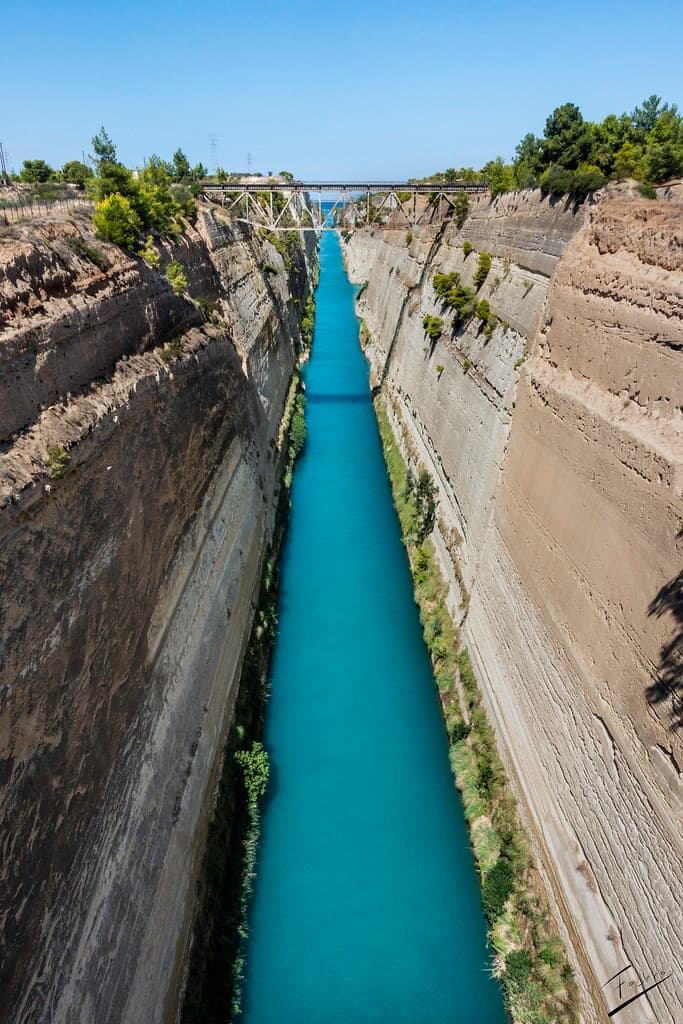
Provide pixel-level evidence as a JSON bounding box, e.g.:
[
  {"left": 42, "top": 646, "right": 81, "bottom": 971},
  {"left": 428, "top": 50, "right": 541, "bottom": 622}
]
[{"left": 344, "top": 183, "right": 683, "bottom": 1024}]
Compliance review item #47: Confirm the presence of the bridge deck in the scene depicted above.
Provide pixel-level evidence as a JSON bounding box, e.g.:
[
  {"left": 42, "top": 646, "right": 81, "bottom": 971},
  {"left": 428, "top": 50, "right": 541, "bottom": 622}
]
[{"left": 202, "top": 181, "right": 487, "bottom": 193}]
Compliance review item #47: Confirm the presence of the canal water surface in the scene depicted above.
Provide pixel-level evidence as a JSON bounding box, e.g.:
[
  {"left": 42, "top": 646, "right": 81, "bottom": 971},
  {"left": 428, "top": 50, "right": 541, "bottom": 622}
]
[{"left": 241, "top": 230, "right": 506, "bottom": 1023}]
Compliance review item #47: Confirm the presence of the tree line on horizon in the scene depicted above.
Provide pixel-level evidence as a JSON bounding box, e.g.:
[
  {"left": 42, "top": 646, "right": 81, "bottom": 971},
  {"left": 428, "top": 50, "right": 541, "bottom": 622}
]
[
  {"left": 417, "top": 95, "right": 683, "bottom": 200},
  {"left": 13, "top": 145, "right": 207, "bottom": 190}
]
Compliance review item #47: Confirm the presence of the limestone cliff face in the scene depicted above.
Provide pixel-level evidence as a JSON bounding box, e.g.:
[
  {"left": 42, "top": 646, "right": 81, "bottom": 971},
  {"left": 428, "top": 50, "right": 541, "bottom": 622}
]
[
  {"left": 0, "top": 207, "right": 316, "bottom": 1024},
  {"left": 344, "top": 185, "right": 683, "bottom": 1024}
]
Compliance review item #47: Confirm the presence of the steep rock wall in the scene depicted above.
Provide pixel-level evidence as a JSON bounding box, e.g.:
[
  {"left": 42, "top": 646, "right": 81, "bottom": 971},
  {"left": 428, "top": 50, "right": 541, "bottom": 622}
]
[
  {"left": 344, "top": 185, "right": 682, "bottom": 1024},
  {"left": 0, "top": 207, "right": 316, "bottom": 1023}
]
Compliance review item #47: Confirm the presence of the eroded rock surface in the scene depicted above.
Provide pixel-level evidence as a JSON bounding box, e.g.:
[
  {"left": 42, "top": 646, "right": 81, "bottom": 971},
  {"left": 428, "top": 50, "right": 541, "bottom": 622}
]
[{"left": 0, "top": 207, "right": 316, "bottom": 1023}]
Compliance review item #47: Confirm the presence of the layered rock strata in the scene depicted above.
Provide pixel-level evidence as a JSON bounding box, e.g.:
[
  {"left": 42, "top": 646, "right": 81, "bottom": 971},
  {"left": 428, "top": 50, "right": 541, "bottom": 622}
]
[
  {"left": 0, "top": 207, "right": 316, "bottom": 1023},
  {"left": 344, "top": 184, "right": 683, "bottom": 1024}
]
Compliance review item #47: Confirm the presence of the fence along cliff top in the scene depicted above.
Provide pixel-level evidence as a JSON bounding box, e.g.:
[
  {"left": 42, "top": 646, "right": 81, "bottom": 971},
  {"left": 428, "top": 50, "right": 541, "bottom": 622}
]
[{"left": 202, "top": 180, "right": 488, "bottom": 231}]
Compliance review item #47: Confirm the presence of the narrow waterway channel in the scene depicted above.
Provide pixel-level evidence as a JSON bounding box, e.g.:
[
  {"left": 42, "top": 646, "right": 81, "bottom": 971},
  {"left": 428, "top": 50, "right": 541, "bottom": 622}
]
[{"left": 240, "top": 230, "right": 506, "bottom": 1023}]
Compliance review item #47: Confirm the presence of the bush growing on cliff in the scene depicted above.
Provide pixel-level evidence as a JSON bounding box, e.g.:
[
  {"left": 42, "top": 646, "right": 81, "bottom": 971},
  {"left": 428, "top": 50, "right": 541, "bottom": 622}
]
[
  {"left": 475, "top": 299, "right": 497, "bottom": 339},
  {"left": 138, "top": 235, "right": 160, "bottom": 267},
  {"left": 93, "top": 193, "right": 142, "bottom": 248},
  {"left": 454, "top": 190, "right": 469, "bottom": 228},
  {"left": 482, "top": 855, "right": 515, "bottom": 922},
  {"left": 473, "top": 252, "right": 492, "bottom": 289},
  {"left": 422, "top": 315, "right": 443, "bottom": 341},
  {"left": 301, "top": 295, "right": 315, "bottom": 348},
  {"left": 235, "top": 742, "right": 270, "bottom": 808},
  {"left": 166, "top": 260, "right": 188, "bottom": 295},
  {"left": 289, "top": 394, "right": 307, "bottom": 458},
  {"left": 161, "top": 337, "right": 184, "bottom": 363},
  {"left": 414, "top": 469, "right": 437, "bottom": 544},
  {"left": 462, "top": 240, "right": 473, "bottom": 257},
  {"left": 433, "top": 271, "right": 477, "bottom": 326},
  {"left": 46, "top": 445, "right": 70, "bottom": 479}
]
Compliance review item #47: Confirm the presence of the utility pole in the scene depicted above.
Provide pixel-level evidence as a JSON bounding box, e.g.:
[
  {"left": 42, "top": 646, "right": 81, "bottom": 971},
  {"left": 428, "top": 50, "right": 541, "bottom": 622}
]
[
  {"left": 0, "top": 142, "right": 10, "bottom": 185},
  {"left": 209, "top": 134, "right": 218, "bottom": 174}
]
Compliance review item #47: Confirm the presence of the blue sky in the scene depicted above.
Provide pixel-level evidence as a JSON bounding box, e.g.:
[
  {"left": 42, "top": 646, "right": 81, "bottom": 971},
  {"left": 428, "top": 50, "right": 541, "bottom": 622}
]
[{"left": 2, "top": 0, "right": 682, "bottom": 179}]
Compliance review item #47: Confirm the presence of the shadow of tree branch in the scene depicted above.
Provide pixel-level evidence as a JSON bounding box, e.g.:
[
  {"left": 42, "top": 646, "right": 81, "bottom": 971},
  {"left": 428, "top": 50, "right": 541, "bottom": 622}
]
[{"left": 647, "top": 530, "right": 683, "bottom": 730}]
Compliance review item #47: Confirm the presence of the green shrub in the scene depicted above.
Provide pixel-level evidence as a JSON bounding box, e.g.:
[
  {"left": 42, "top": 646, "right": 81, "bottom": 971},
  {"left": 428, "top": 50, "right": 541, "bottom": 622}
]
[
  {"left": 195, "top": 297, "right": 221, "bottom": 325},
  {"left": 166, "top": 260, "right": 188, "bottom": 295},
  {"left": 415, "top": 469, "right": 437, "bottom": 543},
  {"left": 138, "top": 235, "right": 160, "bottom": 268},
  {"left": 638, "top": 183, "right": 657, "bottom": 199},
  {"left": 93, "top": 192, "right": 142, "bottom": 248},
  {"left": 475, "top": 299, "right": 491, "bottom": 322},
  {"left": 569, "top": 168, "right": 606, "bottom": 201},
  {"left": 289, "top": 403, "right": 306, "bottom": 457},
  {"left": 234, "top": 741, "right": 270, "bottom": 808},
  {"left": 262, "top": 262, "right": 279, "bottom": 275},
  {"left": 450, "top": 719, "right": 471, "bottom": 742},
  {"left": 455, "top": 190, "right": 469, "bottom": 228},
  {"left": 161, "top": 337, "right": 184, "bottom": 363},
  {"left": 301, "top": 294, "right": 315, "bottom": 348},
  {"left": 46, "top": 445, "right": 70, "bottom": 479},
  {"left": 539, "top": 165, "right": 575, "bottom": 197},
  {"left": 463, "top": 357, "right": 471, "bottom": 373},
  {"left": 436, "top": 364, "right": 444, "bottom": 376},
  {"left": 62, "top": 160, "right": 93, "bottom": 186},
  {"left": 20, "top": 159, "right": 54, "bottom": 183},
  {"left": 482, "top": 855, "right": 515, "bottom": 922},
  {"left": 473, "top": 252, "right": 492, "bottom": 289},
  {"left": 433, "top": 271, "right": 478, "bottom": 323},
  {"left": 433, "top": 272, "right": 460, "bottom": 298},
  {"left": 422, "top": 315, "right": 443, "bottom": 341},
  {"left": 462, "top": 240, "right": 473, "bottom": 257},
  {"left": 504, "top": 948, "right": 533, "bottom": 989}
]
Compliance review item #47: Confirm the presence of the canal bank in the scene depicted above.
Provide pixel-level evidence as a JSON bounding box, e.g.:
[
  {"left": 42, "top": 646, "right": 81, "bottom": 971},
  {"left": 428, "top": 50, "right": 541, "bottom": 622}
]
[{"left": 239, "top": 230, "right": 506, "bottom": 1024}]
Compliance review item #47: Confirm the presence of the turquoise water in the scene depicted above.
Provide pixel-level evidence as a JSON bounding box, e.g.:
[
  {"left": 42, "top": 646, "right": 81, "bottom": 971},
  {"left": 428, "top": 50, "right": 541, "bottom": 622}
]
[{"left": 240, "top": 231, "right": 506, "bottom": 1024}]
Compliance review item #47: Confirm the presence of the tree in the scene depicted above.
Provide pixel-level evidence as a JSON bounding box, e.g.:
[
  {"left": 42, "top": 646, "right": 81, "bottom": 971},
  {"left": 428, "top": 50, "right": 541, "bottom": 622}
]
[
  {"left": 592, "top": 113, "right": 632, "bottom": 175},
  {"left": 91, "top": 127, "right": 136, "bottom": 203},
  {"left": 91, "top": 126, "right": 117, "bottom": 168},
  {"left": 172, "top": 147, "right": 191, "bottom": 181},
  {"left": 62, "top": 160, "right": 93, "bottom": 186},
  {"left": 279, "top": 169, "right": 294, "bottom": 180},
  {"left": 93, "top": 193, "right": 142, "bottom": 247},
  {"left": 542, "top": 103, "right": 594, "bottom": 170},
  {"left": 631, "top": 95, "right": 665, "bottom": 139},
  {"left": 639, "top": 106, "right": 683, "bottom": 182},
  {"left": 484, "top": 156, "right": 515, "bottom": 197},
  {"left": 191, "top": 162, "right": 207, "bottom": 180},
  {"left": 20, "top": 159, "right": 54, "bottom": 183},
  {"left": 514, "top": 133, "right": 544, "bottom": 187}
]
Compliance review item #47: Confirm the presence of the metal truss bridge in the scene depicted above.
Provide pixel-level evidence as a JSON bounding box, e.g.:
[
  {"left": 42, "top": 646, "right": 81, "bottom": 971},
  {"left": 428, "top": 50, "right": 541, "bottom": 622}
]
[{"left": 202, "top": 181, "right": 488, "bottom": 231}]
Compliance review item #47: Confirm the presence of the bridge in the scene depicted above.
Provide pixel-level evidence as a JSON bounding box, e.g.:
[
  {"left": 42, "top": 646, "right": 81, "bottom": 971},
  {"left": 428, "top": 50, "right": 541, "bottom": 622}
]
[{"left": 202, "top": 180, "right": 488, "bottom": 231}]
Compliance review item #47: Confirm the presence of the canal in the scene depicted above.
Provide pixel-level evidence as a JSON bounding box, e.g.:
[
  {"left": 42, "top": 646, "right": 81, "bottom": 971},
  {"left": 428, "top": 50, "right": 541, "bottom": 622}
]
[{"left": 240, "top": 229, "right": 506, "bottom": 1023}]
